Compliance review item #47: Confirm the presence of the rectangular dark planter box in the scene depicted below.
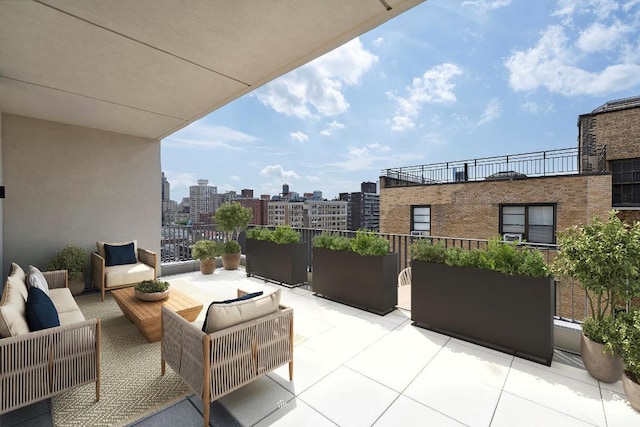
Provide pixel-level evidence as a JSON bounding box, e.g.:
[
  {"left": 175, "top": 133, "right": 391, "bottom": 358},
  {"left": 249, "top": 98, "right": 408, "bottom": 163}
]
[
  {"left": 245, "top": 239, "right": 308, "bottom": 286},
  {"left": 312, "top": 247, "right": 398, "bottom": 315},
  {"left": 411, "top": 261, "right": 554, "bottom": 365}
]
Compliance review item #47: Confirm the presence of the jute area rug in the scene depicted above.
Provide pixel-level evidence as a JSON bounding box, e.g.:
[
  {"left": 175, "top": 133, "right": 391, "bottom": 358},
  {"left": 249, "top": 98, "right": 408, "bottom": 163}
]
[{"left": 51, "top": 292, "right": 191, "bottom": 427}]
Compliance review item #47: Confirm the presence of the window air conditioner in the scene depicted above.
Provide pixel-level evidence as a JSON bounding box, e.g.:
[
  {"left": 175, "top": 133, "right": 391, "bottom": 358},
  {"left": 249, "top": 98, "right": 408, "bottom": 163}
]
[
  {"left": 503, "top": 233, "right": 522, "bottom": 242},
  {"left": 411, "top": 230, "right": 428, "bottom": 237}
]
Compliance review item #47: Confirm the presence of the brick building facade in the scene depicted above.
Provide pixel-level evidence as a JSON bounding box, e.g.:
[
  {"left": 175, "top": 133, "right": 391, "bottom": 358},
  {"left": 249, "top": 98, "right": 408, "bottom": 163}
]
[{"left": 381, "top": 96, "right": 640, "bottom": 241}]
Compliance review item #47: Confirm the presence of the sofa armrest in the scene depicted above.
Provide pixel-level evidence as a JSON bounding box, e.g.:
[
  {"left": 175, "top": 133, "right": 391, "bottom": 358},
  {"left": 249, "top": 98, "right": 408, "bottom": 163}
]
[
  {"left": 0, "top": 318, "right": 101, "bottom": 414},
  {"left": 91, "top": 251, "right": 105, "bottom": 290},
  {"left": 161, "top": 306, "right": 206, "bottom": 395},
  {"left": 43, "top": 270, "right": 68, "bottom": 289},
  {"left": 138, "top": 248, "right": 157, "bottom": 279}
]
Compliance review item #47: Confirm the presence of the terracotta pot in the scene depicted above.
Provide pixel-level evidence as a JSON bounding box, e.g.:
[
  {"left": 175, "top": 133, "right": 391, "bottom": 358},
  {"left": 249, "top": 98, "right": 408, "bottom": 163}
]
[
  {"left": 581, "top": 333, "right": 623, "bottom": 383},
  {"left": 135, "top": 288, "right": 170, "bottom": 301},
  {"left": 199, "top": 258, "right": 216, "bottom": 275},
  {"left": 622, "top": 371, "right": 640, "bottom": 412},
  {"left": 222, "top": 253, "right": 241, "bottom": 270},
  {"left": 68, "top": 277, "right": 85, "bottom": 296}
]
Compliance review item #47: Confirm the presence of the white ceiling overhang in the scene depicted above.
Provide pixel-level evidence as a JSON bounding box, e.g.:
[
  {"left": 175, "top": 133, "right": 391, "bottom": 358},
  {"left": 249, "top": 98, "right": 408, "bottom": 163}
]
[{"left": 0, "top": 0, "right": 425, "bottom": 139}]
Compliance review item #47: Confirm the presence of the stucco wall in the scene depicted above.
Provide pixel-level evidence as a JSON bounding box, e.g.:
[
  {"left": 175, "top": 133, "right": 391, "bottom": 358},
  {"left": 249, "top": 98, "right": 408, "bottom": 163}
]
[
  {"left": 380, "top": 174, "right": 612, "bottom": 240},
  {"left": 1, "top": 113, "right": 161, "bottom": 286}
]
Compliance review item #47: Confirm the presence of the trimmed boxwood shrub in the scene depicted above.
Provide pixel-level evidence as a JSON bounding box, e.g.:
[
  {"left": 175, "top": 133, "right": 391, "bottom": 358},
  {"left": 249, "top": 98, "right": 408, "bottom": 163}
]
[{"left": 411, "top": 238, "right": 550, "bottom": 278}]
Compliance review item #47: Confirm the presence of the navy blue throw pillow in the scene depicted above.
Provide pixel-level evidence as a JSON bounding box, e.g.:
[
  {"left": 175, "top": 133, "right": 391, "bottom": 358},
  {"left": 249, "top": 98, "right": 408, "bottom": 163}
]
[
  {"left": 26, "top": 286, "right": 60, "bottom": 331},
  {"left": 104, "top": 242, "right": 137, "bottom": 266},
  {"left": 201, "top": 291, "right": 263, "bottom": 332}
]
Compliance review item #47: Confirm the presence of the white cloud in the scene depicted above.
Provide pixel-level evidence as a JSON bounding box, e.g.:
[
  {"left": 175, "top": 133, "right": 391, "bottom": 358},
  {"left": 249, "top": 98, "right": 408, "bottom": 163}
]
[
  {"left": 260, "top": 165, "right": 300, "bottom": 180},
  {"left": 577, "top": 21, "right": 631, "bottom": 53},
  {"left": 290, "top": 131, "right": 309, "bottom": 142},
  {"left": 255, "top": 38, "right": 378, "bottom": 119},
  {"left": 623, "top": 0, "right": 640, "bottom": 12},
  {"left": 387, "top": 63, "right": 462, "bottom": 131},
  {"left": 389, "top": 116, "right": 415, "bottom": 132},
  {"left": 328, "top": 143, "right": 398, "bottom": 172},
  {"left": 373, "top": 37, "right": 385, "bottom": 46},
  {"left": 552, "top": 0, "right": 619, "bottom": 24},
  {"left": 462, "top": 0, "right": 511, "bottom": 12},
  {"left": 163, "top": 122, "right": 257, "bottom": 150},
  {"left": 320, "top": 120, "right": 346, "bottom": 136},
  {"left": 504, "top": 25, "right": 640, "bottom": 96},
  {"left": 476, "top": 98, "right": 502, "bottom": 126},
  {"left": 521, "top": 100, "right": 553, "bottom": 114},
  {"left": 229, "top": 175, "right": 240, "bottom": 181},
  {"left": 305, "top": 175, "right": 321, "bottom": 182}
]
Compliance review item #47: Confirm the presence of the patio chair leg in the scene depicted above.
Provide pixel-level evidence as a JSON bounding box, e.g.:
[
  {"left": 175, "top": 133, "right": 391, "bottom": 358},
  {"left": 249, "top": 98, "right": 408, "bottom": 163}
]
[
  {"left": 289, "top": 361, "right": 293, "bottom": 381},
  {"left": 161, "top": 358, "right": 165, "bottom": 376}
]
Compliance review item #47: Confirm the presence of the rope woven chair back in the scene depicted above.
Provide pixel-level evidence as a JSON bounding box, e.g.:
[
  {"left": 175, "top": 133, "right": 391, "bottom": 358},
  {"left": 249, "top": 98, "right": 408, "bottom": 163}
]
[{"left": 398, "top": 267, "right": 411, "bottom": 287}]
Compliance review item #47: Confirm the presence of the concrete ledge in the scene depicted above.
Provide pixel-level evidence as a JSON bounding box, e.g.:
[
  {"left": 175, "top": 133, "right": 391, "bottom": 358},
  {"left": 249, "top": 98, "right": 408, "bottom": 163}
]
[
  {"left": 160, "top": 256, "right": 246, "bottom": 277},
  {"left": 554, "top": 319, "right": 582, "bottom": 355}
]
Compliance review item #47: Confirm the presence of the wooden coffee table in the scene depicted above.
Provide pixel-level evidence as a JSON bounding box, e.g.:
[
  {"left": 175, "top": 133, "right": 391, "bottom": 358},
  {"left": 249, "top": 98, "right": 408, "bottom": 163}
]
[{"left": 112, "top": 287, "right": 203, "bottom": 342}]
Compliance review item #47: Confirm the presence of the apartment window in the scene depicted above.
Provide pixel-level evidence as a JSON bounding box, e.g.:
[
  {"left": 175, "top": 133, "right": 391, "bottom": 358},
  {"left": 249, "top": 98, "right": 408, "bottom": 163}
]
[
  {"left": 612, "top": 158, "right": 640, "bottom": 207},
  {"left": 411, "top": 205, "right": 431, "bottom": 236},
  {"left": 500, "top": 204, "right": 555, "bottom": 244}
]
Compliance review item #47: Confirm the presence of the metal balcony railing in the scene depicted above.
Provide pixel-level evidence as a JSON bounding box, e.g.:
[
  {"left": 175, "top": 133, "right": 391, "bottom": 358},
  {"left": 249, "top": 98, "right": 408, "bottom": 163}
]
[
  {"left": 381, "top": 147, "right": 606, "bottom": 187},
  {"left": 160, "top": 225, "right": 586, "bottom": 323}
]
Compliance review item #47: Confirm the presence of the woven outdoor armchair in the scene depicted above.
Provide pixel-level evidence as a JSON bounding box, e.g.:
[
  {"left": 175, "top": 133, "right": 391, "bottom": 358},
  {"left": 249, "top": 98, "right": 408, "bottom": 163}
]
[{"left": 161, "top": 290, "right": 293, "bottom": 427}]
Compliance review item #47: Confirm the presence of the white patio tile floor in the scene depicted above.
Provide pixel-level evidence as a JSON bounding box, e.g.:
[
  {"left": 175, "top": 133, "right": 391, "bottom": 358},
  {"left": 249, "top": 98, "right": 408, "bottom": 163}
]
[{"left": 140, "top": 268, "right": 640, "bottom": 427}]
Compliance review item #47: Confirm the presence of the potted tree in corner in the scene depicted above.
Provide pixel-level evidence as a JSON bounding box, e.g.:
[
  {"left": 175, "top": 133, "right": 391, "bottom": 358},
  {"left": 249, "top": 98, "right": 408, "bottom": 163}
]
[
  {"left": 46, "top": 245, "right": 89, "bottom": 296},
  {"left": 214, "top": 202, "right": 251, "bottom": 270},
  {"left": 552, "top": 210, "right": 640, "bottom": 382},
  {"left": 191, "top": 240, "right": 221, "bottom": 275},
  {"left": 312, "top": 230, "right": 398, "bottom": 315},
  {"left": 616, "top": 309, "right": 640, "bottom": 411}
]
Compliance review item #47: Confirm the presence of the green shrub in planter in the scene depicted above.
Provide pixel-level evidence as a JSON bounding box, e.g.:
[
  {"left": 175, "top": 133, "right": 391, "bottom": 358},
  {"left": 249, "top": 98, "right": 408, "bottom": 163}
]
[
  {"left": 46, "top": 245, "right": 89, "bottom": 281},
  {"left": 312, "top": 232, "right": 351, "bottom": 252},
  {"left": 215, "top": 202, "right": 252, "bottom": 242},
  {"left": 411, "top": 238, "right": 549, "bottom": 278},
  {"left": 269, "top": 225, "right": 301, "bottom": 244},
  {"left": 191, "top": 239, "right": 221, "bottom": 261},
  {"left": 221, "top": 240, "right": 241, "bottom": 254},
  {"left": 616, "top": 310, "right": 640, "bottom": 382},
  {"left": 552, "top": 210, "right": 640, "bottom": 344},
  {"left": 247, "top": 226, "right": 301, "bottom": 244},
  {"left": 312, "top": 230, "right": 389, "bottom": 256},
  {"left": 246, "top": 227, "right": 272, "bottom": 241}
]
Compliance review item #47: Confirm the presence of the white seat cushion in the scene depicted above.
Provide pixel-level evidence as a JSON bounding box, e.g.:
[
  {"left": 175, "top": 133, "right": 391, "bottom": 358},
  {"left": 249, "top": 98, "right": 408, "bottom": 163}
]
[
  {"left": 203, "top": 289, "right": 281, "bottom": 333},
  {"left": 104, "top": 262, "right": 154, "bottom": 288}
]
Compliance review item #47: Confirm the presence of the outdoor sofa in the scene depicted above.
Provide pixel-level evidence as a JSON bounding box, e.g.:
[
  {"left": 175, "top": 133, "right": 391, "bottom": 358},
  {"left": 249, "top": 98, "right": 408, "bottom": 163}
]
[{"left": 0, "top": 263, "right": 100, "bottom": 415}]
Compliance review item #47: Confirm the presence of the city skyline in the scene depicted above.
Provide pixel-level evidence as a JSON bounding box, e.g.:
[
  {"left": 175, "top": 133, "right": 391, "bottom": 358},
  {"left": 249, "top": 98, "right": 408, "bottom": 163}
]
[{"left": 161, "top": 0, "right": 640, "bottom": 201}]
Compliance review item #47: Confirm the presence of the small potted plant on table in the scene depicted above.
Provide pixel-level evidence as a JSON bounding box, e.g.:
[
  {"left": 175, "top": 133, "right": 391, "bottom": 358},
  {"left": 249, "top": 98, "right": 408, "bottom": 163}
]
[{"left": 134, "top": 279, "right": 171, "bottom": 301}]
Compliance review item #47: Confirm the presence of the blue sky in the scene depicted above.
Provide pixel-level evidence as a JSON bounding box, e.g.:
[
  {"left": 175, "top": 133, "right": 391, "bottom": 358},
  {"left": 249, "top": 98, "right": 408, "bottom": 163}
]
[{"left": 162, "top": 0, "right": 640, "bottom": 202}]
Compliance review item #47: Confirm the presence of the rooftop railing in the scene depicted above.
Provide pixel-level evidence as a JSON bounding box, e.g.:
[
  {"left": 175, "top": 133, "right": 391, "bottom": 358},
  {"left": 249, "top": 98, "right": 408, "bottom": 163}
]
[
  {"left": 160, "top": 224, "right": 585, "bottom": 323},
  {"left": 381, "top": 147, "right": 606, "bottom": 187}
]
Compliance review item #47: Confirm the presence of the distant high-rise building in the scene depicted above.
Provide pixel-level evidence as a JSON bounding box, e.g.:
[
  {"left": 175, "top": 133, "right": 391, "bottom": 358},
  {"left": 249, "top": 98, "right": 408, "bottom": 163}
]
[
  {"left": 282, "top": 183, "right": 290, "bottom": 198},
  {"left": 234, "top": 198, "right": 267, "bottom": 225},
  {"left": 267, "top": 200, "right": 347, "bottom": 230},
  {"left": 312, "top": 190, "right": 323, "bottom": 200},
  {"left": 361, "top": 181, "right": 377, "bottom": 194},
  {"left": 161, "top": 172, "right": 172, "bottom": 225},
  {"left": 241, "top": 189, "right": 254, "bottom": 198},
  {"left": 189, "top": 179, "right": 217, "bottom": 224},
  {"left": 340, "top": 182, "right": 380, "bottom": 231}
]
